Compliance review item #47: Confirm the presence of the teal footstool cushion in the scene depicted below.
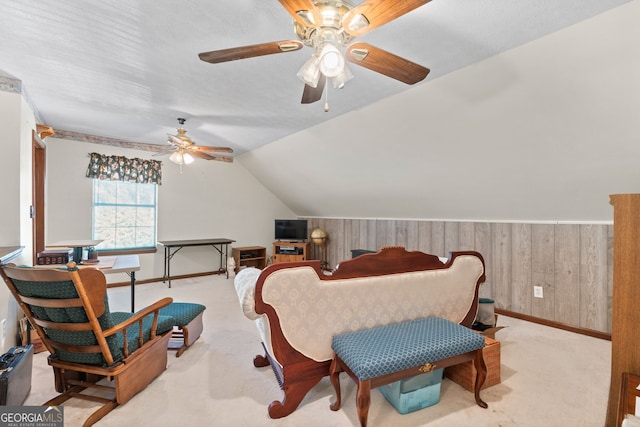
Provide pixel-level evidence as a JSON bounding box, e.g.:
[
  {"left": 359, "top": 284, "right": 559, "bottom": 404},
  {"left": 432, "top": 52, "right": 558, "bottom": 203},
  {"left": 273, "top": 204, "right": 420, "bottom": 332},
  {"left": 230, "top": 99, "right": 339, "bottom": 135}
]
[
  {"left": 160, "top": 302, "right": 206, "bottom": 327},
  {"left": 331, "top": 317, "right": 485, "bottom": 381},
  {"left": 159, "top": 302, "right": 206, "bottom": 356}
]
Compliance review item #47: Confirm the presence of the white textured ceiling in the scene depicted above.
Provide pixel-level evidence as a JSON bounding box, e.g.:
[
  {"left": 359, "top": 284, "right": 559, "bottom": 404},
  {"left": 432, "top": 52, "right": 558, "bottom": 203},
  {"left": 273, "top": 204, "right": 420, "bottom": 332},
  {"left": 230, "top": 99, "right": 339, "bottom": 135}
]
[{"left": 0, "top": 0, "right": 632, "bottom": 155}]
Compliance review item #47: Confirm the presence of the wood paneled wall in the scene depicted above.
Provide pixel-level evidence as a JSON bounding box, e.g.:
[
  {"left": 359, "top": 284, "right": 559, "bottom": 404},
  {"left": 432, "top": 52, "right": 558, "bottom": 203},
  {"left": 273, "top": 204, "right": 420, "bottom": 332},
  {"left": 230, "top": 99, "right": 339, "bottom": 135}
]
[{"left": 304, "top": 218, "right": 613, "bottom": 334}]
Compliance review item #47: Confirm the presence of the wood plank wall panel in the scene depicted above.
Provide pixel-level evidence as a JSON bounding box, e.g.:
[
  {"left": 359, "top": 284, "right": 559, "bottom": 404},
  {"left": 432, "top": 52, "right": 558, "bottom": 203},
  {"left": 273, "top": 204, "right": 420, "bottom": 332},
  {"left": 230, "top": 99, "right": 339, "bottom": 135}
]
[
  {"left": 376, "top": 221, "right": 389, "bottom": 251},
  {"left": 491, "top": 223, "right": 512, "bottom": 309},
  {"left": 474, "top": 223, "right": 494, "bottom": 299},
  {"left": 431, "top": 222, "right": 445, "bottom": 256},
  {"left": 341, "top": 219, "right": 354, "bottom": 262},
  {"left": 405, "top": 221, "right": 419, "bottom": 251},
  {"left": 458, "top": 222, "right": 475, "bottom": 251},
  {"left": 444, "top": 222, "right": 459, "bottom": 256},
  {"left": 365, "top": 220, "right": 377, "bottom": 256},
  {"left": 329, "top": 219, "right": 345, "bottom": 269},
  {"left": 531, "top": 224, "right": 556, "bottom": 320},
  {"left": 554, "top": 225, "right": 581, "bottom": 327},
  {"left": 417, "top": 221, "right": 432, "bottom": 254},
  {"left": 579, "top": 225, "right": 608, "bottom": 331},
  {"left": 301, "top": 218, "right": 613, "bottom": 333},
  {"left": 511, "top": 223, "right": 532, "bottom": 314},
  {"left": 395, "top": 220, "right": 410, "bottom": 249}
]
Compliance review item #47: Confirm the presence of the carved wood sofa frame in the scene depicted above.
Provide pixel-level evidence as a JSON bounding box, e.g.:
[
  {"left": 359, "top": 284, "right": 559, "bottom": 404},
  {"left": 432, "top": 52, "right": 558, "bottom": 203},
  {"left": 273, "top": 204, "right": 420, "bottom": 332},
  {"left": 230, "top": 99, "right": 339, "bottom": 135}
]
[{"left": 249, "top": 246, "right": 486, "bottom": 418}]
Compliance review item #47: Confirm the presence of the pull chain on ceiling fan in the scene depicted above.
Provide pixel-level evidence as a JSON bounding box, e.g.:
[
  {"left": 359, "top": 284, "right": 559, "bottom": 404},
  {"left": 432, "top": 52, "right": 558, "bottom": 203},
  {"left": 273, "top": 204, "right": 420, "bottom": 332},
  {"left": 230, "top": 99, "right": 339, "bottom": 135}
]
[{"left": 198, "top": 0, "right": 431, "bottom": 109}]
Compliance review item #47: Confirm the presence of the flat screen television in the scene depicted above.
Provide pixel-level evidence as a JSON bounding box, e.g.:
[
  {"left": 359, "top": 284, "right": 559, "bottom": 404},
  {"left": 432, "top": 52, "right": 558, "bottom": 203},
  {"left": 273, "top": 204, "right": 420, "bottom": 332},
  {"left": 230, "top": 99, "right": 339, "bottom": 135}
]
[{"left": 275, "top": 219, "right": 308, "bottom": 242}]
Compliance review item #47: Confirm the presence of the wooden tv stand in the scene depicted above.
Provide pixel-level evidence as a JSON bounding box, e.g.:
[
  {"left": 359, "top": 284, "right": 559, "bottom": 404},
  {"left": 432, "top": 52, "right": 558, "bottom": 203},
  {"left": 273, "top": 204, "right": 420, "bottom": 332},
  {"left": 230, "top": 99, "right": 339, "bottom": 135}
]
[
  {"left": 232, "top": 246, "right": 267, "bottom": 273},
  {"left": 272, "top": 241, "right": 309, "bottom": 264}
]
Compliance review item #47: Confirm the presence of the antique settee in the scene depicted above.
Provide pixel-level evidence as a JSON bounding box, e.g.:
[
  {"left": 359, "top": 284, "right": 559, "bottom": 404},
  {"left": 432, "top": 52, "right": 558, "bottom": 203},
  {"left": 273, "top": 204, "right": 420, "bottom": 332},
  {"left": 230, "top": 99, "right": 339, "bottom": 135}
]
[{"left": 233, "top": 246, "right": 486, "bottom": 418}]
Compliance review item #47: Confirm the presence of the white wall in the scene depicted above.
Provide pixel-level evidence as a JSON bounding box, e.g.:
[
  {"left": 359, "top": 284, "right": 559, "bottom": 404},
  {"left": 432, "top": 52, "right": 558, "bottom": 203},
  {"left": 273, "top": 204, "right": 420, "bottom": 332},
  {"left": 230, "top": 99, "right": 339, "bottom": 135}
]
[
  {"left": 0, "top": 92, "right": 22, "bottom": 246},
  {"left": 45, "top": 138, "right": 295, "bottom": 282},
  {"left": 0, "top": 90, "right": 36, "bottom": 351}
]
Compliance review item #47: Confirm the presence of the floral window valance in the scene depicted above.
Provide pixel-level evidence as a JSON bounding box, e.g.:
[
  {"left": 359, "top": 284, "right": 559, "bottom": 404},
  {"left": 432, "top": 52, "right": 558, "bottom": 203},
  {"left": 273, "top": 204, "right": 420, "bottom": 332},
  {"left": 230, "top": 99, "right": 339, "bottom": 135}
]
[{"left": 86, "top": 152, "right": 162, "bottom": 185}]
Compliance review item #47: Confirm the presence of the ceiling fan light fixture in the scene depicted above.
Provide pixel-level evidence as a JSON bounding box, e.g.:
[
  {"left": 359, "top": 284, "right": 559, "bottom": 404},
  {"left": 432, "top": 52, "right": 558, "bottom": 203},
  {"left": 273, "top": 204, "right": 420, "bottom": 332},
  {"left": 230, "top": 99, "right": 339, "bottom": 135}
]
[
  {"left": 169, "top": 150, "right": 194, "bottom": 166},
  {"left": 182, "top": 152, "right": 195, "bottom": 164},
  {"left": 297, "top": 55, "right": 321, "bottom": 87},
  {"left": 331, "top": 64, "right": 353, "bottom": 89},
  {"left": 319, "top": 43, "right": 345, "bottom": 78},
  {"left": 169, "top": 151, "right": 183, "bottom": 165}
]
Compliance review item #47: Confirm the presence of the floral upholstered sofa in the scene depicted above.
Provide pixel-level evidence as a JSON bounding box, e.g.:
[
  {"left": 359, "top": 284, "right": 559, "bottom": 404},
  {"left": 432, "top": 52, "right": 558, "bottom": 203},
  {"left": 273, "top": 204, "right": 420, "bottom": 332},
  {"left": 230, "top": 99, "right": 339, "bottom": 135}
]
[{"left": 233, "top": 246, "right": 486, "bottom": 418}]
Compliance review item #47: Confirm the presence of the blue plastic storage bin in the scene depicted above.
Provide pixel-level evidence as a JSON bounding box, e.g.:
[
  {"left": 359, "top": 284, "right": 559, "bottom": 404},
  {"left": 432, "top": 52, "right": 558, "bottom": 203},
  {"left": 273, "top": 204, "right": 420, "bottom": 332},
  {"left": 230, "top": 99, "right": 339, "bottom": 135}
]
[{"left": 379, "top": 368, "right": 444, "bottom": 414}]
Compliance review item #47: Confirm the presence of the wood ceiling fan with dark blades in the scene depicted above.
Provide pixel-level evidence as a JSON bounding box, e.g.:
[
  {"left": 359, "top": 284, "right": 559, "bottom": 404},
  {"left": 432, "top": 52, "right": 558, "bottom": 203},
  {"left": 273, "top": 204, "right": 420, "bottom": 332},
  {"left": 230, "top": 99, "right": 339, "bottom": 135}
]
[
  {"left": 198, "top": 0, "right": 432, "bottom": 108},
  {"left": 156, "top": 119, "right": 233, "bottom": 171}
]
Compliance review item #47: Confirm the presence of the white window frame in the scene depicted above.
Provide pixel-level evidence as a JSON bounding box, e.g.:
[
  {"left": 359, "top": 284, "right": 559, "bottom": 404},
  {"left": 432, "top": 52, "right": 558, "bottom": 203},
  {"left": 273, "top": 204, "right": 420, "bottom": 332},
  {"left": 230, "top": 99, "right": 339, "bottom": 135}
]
[{"left": 91, "top": 179, "right": 158, "bottom": 251}]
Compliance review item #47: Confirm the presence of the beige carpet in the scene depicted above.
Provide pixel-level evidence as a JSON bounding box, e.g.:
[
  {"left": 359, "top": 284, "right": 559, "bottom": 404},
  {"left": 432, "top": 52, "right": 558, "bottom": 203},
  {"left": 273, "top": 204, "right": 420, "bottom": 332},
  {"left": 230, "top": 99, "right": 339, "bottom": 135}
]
[{"left": 23, "top": 273, "right": 611, "bottom": 426}]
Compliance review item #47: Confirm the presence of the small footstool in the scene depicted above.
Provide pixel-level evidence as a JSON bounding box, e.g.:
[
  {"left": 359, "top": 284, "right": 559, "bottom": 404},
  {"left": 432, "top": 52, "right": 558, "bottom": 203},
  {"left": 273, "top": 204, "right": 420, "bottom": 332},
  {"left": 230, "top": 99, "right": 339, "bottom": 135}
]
[
  {"left": 329, "top": 317, "right": 488, "bottom": 427},
  {"left": 159, "top": 302, "right": 206, "bottom": 357}
]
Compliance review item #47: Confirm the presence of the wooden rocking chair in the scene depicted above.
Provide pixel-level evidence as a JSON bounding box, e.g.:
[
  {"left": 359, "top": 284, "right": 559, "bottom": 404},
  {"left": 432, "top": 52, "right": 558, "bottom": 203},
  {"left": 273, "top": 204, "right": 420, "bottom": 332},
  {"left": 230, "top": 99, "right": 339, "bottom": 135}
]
[{"left": 0, "top": 262, "right": 174, "bottom": 427}]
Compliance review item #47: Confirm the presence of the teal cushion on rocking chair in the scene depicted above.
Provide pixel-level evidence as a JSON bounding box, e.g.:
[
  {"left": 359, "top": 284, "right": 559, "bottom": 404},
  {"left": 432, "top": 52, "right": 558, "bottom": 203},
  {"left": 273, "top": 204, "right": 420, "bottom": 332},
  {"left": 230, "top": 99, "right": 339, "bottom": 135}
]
[{"left": 11, "top": 277, "right": 173, "bottom": 366}]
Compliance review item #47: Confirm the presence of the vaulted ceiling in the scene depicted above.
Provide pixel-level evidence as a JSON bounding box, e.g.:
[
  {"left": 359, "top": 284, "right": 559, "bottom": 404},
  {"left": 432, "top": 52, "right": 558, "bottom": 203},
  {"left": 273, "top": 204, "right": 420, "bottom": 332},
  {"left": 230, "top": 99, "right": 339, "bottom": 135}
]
[
  {"left": 1, "top": 0, "right": 638, "bottom": 221},
  {"left": 0, "top": 0, "right": 631, "bottom": 153}
]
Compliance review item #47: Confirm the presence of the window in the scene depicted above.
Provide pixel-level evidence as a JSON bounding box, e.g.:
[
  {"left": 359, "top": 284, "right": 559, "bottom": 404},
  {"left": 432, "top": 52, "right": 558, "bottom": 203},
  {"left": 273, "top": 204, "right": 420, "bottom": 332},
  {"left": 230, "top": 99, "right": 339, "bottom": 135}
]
[{"left": 92, "top": 180, "right": 157, "bottom": 250}]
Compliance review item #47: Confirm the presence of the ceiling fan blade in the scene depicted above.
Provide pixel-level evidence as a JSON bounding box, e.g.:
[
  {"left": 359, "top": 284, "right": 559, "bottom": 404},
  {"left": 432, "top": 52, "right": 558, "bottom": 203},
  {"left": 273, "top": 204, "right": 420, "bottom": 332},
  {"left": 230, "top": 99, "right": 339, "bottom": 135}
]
[
  {"left": 277, "top": 0, "right": 322, "bottom": 28},
  {"left": 191, "top": 145, "right": 234, "bottom": 154},
  {"left": 346, "top": 42, "right": 430, "bottom": 85},
  {"left": 190, "top": 150, "right": 233, "bottom": 163},
  {"left": 342, "top": 0, "right": 431, "bottom": 37},
  {"left": 199, "top": 40, "right": 303, "bottom": 64},
  {"left": 301, "top": 75, "right": 326, "bottom": 104}
]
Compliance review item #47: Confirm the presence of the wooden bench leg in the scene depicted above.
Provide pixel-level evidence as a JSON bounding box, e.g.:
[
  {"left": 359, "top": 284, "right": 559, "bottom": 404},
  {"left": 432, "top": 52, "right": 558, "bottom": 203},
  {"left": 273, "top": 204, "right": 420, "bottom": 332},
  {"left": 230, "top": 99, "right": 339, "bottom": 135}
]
[
  {"left": 329, "top": 356, "right": 343, "bottom": 411},
  {"left": 330, "top": 354, "right": 371, "bottom": 426},
  {"left": 356, "top": 379, "right": 372, "bottom": 427},
  {"left": 473, "top": 348, "right": 489, "bottom": 409}
]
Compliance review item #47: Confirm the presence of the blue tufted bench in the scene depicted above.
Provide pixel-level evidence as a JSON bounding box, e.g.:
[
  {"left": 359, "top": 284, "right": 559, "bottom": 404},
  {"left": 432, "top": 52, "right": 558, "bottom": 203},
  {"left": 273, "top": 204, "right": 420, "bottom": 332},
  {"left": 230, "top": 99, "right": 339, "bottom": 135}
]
[
  {"left": 159, "top": 302, "right": 206, "bottom": 357},
  {"left": 329, "top": 317, "right": 488, "bottom": 426}
]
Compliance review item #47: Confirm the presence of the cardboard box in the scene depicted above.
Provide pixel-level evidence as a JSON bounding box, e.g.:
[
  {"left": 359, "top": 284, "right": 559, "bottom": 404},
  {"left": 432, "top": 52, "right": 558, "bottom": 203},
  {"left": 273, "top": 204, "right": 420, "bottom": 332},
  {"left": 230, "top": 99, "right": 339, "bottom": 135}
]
[
  {"left": 481, "top": 326, "right": 506, "bottom": 340},
  {"left": 444, "top": 336, "right": 500, "bottom": 391}
]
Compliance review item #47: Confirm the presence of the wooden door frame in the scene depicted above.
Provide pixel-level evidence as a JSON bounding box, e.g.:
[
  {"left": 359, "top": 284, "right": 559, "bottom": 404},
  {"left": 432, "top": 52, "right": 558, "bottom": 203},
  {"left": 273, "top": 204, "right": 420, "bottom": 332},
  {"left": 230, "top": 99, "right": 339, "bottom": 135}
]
[{"left": 32, "top": 130, "right": 46, "bottom": 263}]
